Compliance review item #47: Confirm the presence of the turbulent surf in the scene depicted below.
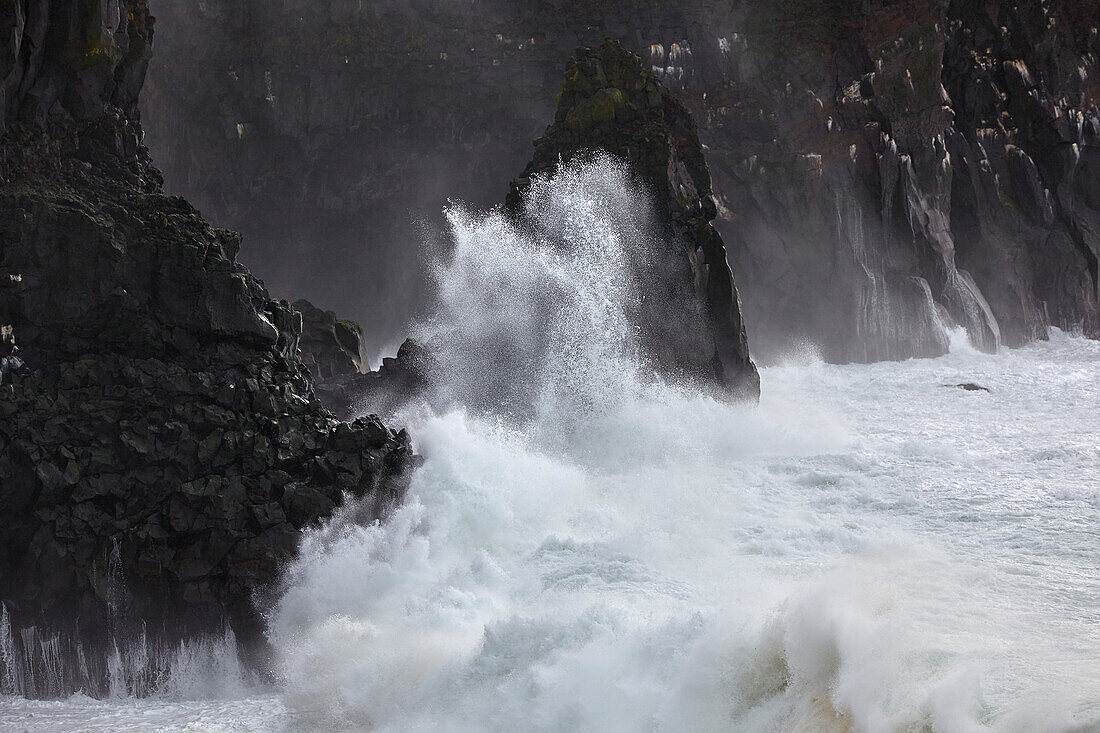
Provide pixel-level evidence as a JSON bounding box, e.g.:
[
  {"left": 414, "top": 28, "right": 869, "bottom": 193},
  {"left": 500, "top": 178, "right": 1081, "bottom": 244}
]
[{"left": 4, "top": 160, "right": 1099, "bottom": 733}]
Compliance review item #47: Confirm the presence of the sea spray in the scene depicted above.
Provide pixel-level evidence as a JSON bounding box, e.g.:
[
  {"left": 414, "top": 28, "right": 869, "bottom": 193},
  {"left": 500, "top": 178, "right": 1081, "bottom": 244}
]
[
  {"left": 266, "top": 159, "right": 1100, "bottom": 732},
  {"left": 0, "top": 539, "right": 256, "bottom": 699},
  {"left": 7, "top": 160, "right": 1098, "bottom": 732}
]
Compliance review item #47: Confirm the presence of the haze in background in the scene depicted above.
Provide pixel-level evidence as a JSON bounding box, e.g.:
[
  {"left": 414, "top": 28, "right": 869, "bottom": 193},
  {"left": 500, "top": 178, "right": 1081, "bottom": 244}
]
[{"left": 142, "top": 0, "right": 1100, "bottom": 365}]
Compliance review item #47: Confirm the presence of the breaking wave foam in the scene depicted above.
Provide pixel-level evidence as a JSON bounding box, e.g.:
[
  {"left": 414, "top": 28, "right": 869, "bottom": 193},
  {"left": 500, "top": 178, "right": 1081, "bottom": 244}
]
[
  {"left": 265, "top": 160, "right": 1100, "bottom": 732},
  {"left": 7, "top": 159, "right": 1097, "bottom": 732}
]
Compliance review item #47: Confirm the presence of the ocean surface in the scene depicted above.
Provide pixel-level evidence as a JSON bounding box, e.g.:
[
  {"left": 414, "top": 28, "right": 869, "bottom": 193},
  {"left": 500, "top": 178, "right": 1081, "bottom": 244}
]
[{"left": 2, "top": 161, "right": 1098, "bottom": 732}]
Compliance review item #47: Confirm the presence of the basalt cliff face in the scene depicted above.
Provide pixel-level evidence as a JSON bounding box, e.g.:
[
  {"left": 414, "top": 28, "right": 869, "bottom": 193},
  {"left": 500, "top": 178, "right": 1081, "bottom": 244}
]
[
  {"left": 145, "top": 0, "right": 1100, "bottom": 362},
  {"left": 706, "top": 0, "right": 1100, "bottom": 360},
  {"left": 0, "top": 0, "right": 412, "bottom": 698}
]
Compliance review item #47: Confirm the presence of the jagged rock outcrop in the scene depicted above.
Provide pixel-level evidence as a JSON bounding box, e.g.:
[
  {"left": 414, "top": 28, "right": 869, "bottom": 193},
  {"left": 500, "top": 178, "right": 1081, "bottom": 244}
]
[
  {"left": 0, "top": 0, "right": 413, "bottom": 698},
  {"left": 316, "top": 43, "right": 760, "bottom": 417},
  {"left": 316, "top": 337, "right": 430, "bottom": 420},
  {"left": 508, "top": 41, "right": 758, "bottom": 397},
  {"left": 293, "top": 298, "right": 368, "bottom": 379},
  {"left": 702, "top": 0, "right": 1100, "bottom": 360},
  {"left": 143, "top": 0, "right": 1100, "bottom": 363}
]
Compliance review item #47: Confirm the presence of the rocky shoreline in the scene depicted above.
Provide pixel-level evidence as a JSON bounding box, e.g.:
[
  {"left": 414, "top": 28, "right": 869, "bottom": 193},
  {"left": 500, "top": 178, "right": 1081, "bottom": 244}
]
[
  {"left": 0, "top": 0, "right": 413, "bottom": 697},
  {"left": 1, "top": 0, "right": 1098, "bottom": 703}
]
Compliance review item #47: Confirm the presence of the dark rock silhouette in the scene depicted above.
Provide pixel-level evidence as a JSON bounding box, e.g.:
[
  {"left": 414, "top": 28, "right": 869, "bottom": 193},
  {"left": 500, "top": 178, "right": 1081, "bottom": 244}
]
[
  {"left": 319, "top": 42, "right": 760, "bottom": 418},
  {"left": 316, "top": 337, "right": 431, "bottom": 420},
  {"left": 945, "top": 382, "right": 991, "bottom": 392},
  {"left": 508, "top": 41, "right": 759, "bottom": 398},
  {"left": 294, "top": 298, "right": 368, "bottom": 379},
  {"left": 0, "top": 0, "right": 412, "bottom": 698}
]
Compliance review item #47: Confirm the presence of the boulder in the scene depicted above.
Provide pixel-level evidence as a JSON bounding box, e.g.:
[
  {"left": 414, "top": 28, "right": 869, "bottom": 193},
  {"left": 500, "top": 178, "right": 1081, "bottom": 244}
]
[{"left": 293, "top": 298, "right": 368, "bottom": 379}]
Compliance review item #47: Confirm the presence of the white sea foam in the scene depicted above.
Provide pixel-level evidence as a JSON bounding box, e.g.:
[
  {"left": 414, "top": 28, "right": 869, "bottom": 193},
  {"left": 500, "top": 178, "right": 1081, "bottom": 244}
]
[
  {"left": 3, "top": 159, "right": 1098, "bottom": 732},
  {"left": 265, "top": 160, "right": 1100, "bottom": 732}
]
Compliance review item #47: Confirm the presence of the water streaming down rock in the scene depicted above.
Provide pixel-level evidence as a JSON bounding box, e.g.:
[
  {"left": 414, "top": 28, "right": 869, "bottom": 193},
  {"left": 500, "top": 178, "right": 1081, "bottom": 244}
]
[
  {"left": 0, "top": 589, "right": 252, "bottom": 700},
  {"left": 836, "top": 191, "right": 950, "bottom": 361}
]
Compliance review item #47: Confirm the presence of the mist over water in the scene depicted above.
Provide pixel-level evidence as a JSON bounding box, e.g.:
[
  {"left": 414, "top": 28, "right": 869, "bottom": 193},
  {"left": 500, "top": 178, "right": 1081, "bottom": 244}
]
[
  {"left": 4, "top": 160, "right": 1099, "bottom": 731},
  {"left": 266, "top": 160, "right": 1100, "bottom": 732}
]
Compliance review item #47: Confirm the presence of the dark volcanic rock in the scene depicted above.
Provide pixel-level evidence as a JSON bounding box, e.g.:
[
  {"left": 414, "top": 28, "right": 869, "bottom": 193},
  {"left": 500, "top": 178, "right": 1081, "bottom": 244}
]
[
  {"left": 0, "top": 0, "right": 413, "bottom": 698},
  {"left": 0, "top": 0, "right": 152, "bottom": 134},
  {"left": 705, "top": 0, "right": 1100, "bottom": 362},
  {"left": 293, "top": 298, "right": 368, "bottom": 379},
  {"left": 316, "top": 337, "right": 431, "bottom": 420},
  {"left": 508, "top": 41, "right": 759, "bottom": 398},
  {"left": 319, "top": 42, "right": 761, "bottom": 419},
  {"left": 945, "top": 382, "right": 991, "bottom": 392},
  {"left": 143, "top": 0, "right": 1100, "bottom": 363}
]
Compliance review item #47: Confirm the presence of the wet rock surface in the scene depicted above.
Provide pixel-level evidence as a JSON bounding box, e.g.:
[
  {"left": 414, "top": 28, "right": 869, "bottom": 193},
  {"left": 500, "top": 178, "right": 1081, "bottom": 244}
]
[
  {"left": 0, "top": 0, "right": 413, "bottom": 698},
  {"left": 316, "top": 337, "right": 431, "bottom": 421},
  {"left": 945, "top": 382, "right": 991, "bottom": 392},
  {"left": 708, "top": 0, "right": 1100, "bottom": 361},
  {"left": 144, "top": 0, "right": 1100, "bottom": 363},
  {"left": 508, "top": 41, "right": 759, "bottom": 398},
  {"left": 293, "top": 298, "right": 368, "bottom": 380},
  {"left": 320, "top": 43, "right": 761, "bottom": 417}
]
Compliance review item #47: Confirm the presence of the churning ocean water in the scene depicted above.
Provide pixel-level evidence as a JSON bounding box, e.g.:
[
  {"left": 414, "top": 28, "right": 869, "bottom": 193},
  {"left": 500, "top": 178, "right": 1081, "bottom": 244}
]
[{"left": 2, "top": 160, "right": 1098, "bottom": 732}]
